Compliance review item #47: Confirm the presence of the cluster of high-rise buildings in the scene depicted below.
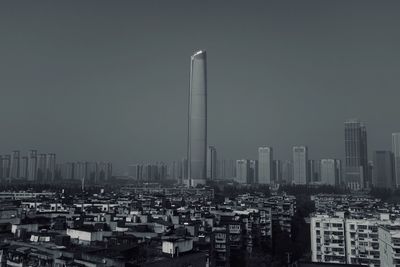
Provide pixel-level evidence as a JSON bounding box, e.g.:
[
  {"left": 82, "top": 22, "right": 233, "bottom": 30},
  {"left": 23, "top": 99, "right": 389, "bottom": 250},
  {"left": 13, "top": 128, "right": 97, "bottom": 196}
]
[
  {"left": 128, "top": 118, "right": 399, "bottom": 190},
  {"left": 0, "top": 150, "right": 112, "bottom": 183}
]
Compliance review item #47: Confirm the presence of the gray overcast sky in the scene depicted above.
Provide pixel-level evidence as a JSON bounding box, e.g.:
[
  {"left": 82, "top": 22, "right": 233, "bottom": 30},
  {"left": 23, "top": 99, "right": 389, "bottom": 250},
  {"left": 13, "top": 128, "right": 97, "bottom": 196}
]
[{"left": 0, "top": 1, "right": 400, "bottom": 173}]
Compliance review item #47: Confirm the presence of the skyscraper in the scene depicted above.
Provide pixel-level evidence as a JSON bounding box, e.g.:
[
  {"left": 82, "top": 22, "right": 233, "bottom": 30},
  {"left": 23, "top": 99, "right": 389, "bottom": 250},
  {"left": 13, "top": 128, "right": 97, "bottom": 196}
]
[
  {"left": 392, "top": 133, "right": 400, "bottom": 188},
  {"left": 282, "top": 160, "right": 293, "bottom": 183},
  {"left": 236, "top": 159, "right": 249, "bottom": 184},
  {"left": 320, "top": 159, "right": 337, "bottom": 186},
  {"left": 344, "top": 119, "right": 368, "bottom": 189},
  {"left": 373, "top": 151, "right": 394, "bottom": 189},
  {"left": 258, "top": 147, "right": 273, "bottom": 184},
  {"left": 187, "top": 50, "right": 207, "bottom": 187},
  {"left": 207, "top": 146, "right": 217, "bottom": 180},
  {"left": 293, "top": 146, "right": 308, "bottom": 185},
  {"left": 249, "top": 159, "right": 258, "bottom": 184},
  {"left": 273, "top": 159, "right": 282, "bottom": 183}
]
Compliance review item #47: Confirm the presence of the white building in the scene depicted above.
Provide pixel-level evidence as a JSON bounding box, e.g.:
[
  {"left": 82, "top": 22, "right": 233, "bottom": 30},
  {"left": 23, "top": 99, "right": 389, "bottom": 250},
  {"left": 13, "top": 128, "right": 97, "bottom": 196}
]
[
  {"left": 378, "top": 226, "right": 400, "bottom": 267},
  {"left": 293, "top": 146, "right": 308, "bottom": 185},
  {"left": 258, "top": 147, "right": 273, "bottom": 184},
  {"left": 311, "top": 213, "right": 399, "bottom": 266}
]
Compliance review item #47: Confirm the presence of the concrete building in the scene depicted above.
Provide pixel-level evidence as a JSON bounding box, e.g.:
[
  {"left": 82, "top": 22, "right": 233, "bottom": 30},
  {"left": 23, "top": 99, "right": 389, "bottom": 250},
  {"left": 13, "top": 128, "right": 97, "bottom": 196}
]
[
  {"left": 311, "top": 213, "right": 398, "bottom": 266},
  {"left": 344, "top": 119, "right": 369, "bottom": 189},
  {"left": 236, "top": 160, "right": 249, "bottom": 184},
  {"left": 320, "top": 159, "right": 339, "bottom": 186},
  {"left": 293, "top": 146, "right": 308, "bottom": 185},
  {"left": 392, "top": 133, "right": 400, "bottom": 188},
  {"left": 249, "top": 160, "right": 258, "bottom": 184},
  {"left": 258, "top": 147, "right": 273, "bottom": 184},
  {"left": 282, "top": 160, "right": 293, "bottom": 184},
  {"left": 273, "top": 159, "right": 282, "bottom": 183},
  {"left": 373, "top": 151, "right": 394, "bottom": 189},
  {"left": 207, "top": 146, "right": 217, "bottom": 180},
  {"left": 378, "top": 226, "right": 400, "bottom": 267},
  {"left": 187, "top": 50, "right": 207, "bottom": 187}
]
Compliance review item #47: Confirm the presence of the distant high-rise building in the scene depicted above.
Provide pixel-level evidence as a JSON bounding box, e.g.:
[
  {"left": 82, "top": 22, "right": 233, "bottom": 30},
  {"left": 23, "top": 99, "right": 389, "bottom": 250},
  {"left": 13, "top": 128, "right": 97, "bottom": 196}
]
[
  {"left": 207, "top": 146, "right": 217, "bottom": 180},
  {"left": 10, "top": 150, "right": 20, "bottom": 179},
  {"left": 20, "top": 156, "right": 28, "bottom": 179},
  {"left": 236, "top": 159, "right": 249, "bottom": 184},
  {"left": 293, "top": 146, "right": 308, "bottom": 185},
  {"left": 308, "top": 159, "right": 321, "bottom": 184},
  {"left": 1, "top": 155, "right": 11, "bottom": 179},
  {"left": 373, "top": 151, "right": 394, "bottom": 189},
  {"left": 392, "top": 133, "right": 400, "bottom": 188},
  {"left": 46, "top": 153, "right": 56, "bottom": 182},
  {"left": 273, "top": 159, "right": 282, "bottom": 183},
  {"left": 27, "top": 150, "right": 38, "bottom": 181},
  {"left": 282, "top": 160, "right": 293, "bottom": 183},
  {"left": 335, "top": 159, "right": 342, "bottom": 185},
  {"left": 258, "top": 147, "right": 273, "bottom": 184},
  {"left": 320, "top": 159, "right": 338, "bottom": 186},
  {"left": 187, "top": 50, "right": 207, "bottom": 187},
  {"left": 249, "top": 160, "right": 258, "bottom": 184},
  {"left": 344, "top": 119, "right": 369, "bottom": 189},
  {"left": 37, "top": 154, "right": 47, "bottom": 182}
]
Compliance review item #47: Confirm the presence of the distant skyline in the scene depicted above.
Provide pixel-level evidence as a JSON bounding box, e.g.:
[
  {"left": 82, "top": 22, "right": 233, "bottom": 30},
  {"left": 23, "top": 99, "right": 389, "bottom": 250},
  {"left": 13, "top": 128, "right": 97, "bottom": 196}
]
[{"left": 1, "top": 1, "right": 400, "bottom": 174}]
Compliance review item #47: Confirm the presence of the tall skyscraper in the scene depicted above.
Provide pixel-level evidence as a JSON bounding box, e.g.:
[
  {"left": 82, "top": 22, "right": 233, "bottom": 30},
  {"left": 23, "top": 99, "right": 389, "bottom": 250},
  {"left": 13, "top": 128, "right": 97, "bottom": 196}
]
[
  {"left": 293, "top": 146, "right": 308, "bottom": 185},
  {"left": 236, "top": 159, "right": 249, "bottom": 184},
  {"left": 258, "top": 147, "right": 273, "bottom": 184},
  {"left": 187, "top": 50, "right": 207, "bottom": 187},
  {"left": 392, "top": 133, "right": 400, "bottom": 187},
  {"left": 344, "top": 119, "right": 368, "bottom": 189},
  {"left": 207, "top": 146, "right": 217, "bottom": 180},
  {"left": 373, "top": 151, "right": 395, "bottom": 189}
]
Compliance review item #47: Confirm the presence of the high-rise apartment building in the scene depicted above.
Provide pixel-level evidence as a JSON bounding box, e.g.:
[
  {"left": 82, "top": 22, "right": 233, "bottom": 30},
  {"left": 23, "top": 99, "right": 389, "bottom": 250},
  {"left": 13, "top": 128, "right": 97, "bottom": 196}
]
[
  {"left": 236, "top": 159, "right": 249, "bottom": 184},
  {"left": 293, "top": 146, "right": 308, "bottom": 185},
  {"left": 187, "top": 50, "right": 207, "bottom": 187},
  {"left": 320, "top": 159, "right": 339, "bottom": 186},
  {"left": 249, "top": 160, "right": 258, "bottom": 184},
  {"left": 344, "top": 119, "right": 368, "bottom": 189},
  {"left": 258, "top": 147, "right": 273, "bottom": 184}
]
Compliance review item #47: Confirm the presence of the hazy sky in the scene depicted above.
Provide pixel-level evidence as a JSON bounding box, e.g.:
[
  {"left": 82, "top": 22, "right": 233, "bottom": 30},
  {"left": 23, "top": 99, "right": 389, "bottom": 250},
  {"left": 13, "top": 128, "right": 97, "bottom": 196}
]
[{"left": 1, "top": 1, "right": 400, "bottom": 173}]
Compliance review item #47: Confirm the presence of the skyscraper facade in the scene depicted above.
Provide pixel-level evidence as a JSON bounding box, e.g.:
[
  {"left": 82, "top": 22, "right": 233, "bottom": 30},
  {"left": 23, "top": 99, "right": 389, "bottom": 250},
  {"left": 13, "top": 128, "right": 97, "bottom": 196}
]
[
  {"left": 344, "top": 119, "right": 368, "bottom": 189},
  {"left": 258, "top": 147, "right": 273, "bottom": 184},
  {"left": 293, "top": 146, "right": 308, "bottom": 185},
  {"left": 207, "top": 146, "right": 217, "bottom": 180},
  {"left": 392, "top": 133, "right": 400, "bottom": 188},
  {"left": 187, "top": 50, "right": 207, "bottom": 187},
  {"left": 249, "top": 159, "right": 258, "bottom": 184}
]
